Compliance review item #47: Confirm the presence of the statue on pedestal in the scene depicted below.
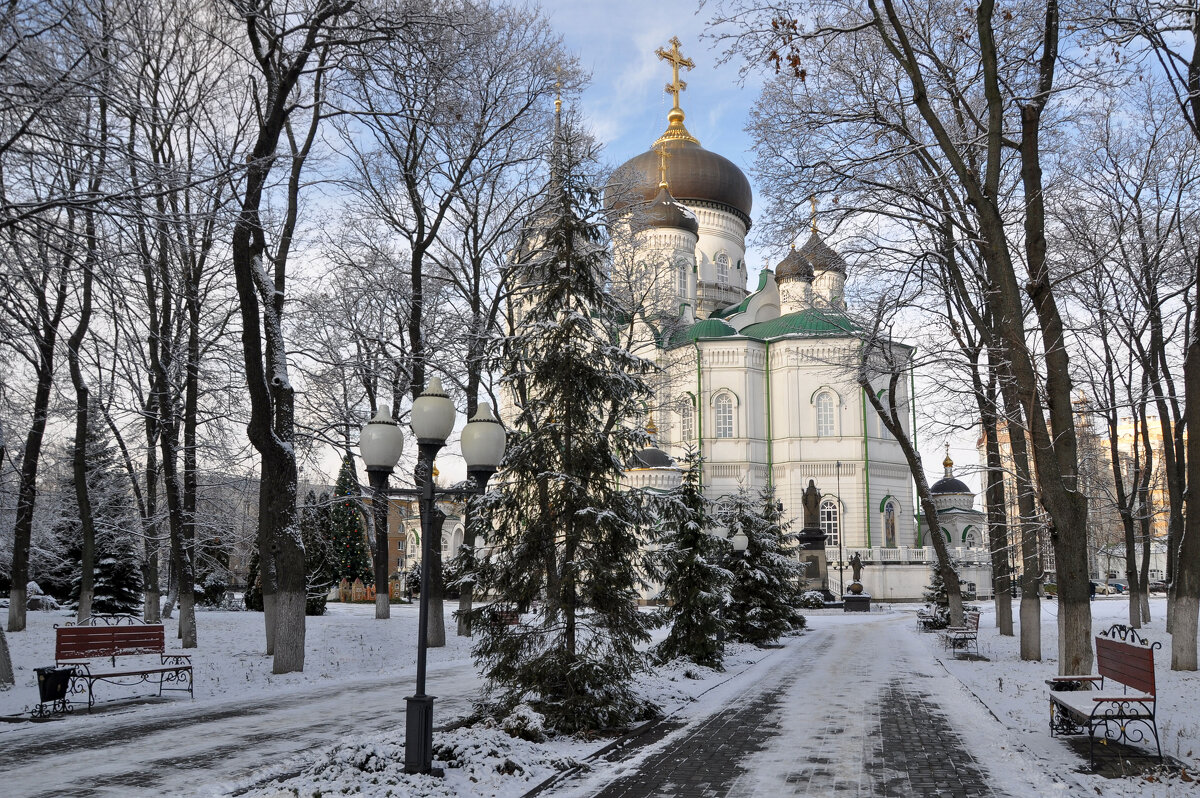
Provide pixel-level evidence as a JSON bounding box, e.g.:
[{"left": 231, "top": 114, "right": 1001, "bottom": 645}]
[
  {"left": 802, "top": 479, "right": 821, "bottom": 529},
  {"left": 850, "top": 552, "right": 863, "bottom": 583}
]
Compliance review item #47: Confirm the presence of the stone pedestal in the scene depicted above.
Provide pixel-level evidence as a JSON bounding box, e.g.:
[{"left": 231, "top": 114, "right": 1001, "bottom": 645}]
[
  {"left": 795, "top": 525, "right": 828, "bottom": 594},
  {"left": 843, "top": 594, "right": 871, "bottom": 612}
]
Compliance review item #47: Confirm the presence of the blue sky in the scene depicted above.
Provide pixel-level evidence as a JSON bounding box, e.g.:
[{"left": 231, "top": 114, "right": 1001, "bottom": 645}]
[{"left": 543, "top": 1, "right": 768, "bottom": 264}]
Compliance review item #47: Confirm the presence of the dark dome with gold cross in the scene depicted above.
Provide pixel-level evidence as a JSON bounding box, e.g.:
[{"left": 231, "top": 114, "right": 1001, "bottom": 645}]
[{"left": 603, "top": 39, "right": 752, "bottom": 227}]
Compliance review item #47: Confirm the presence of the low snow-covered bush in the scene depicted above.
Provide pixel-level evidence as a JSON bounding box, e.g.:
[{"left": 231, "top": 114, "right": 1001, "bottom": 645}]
[
  {"left": 500, "top": 703, "right": 547, "bottom": 742},
  {"left": 797, "top": 590, "right": 825, "bottom": 609}
]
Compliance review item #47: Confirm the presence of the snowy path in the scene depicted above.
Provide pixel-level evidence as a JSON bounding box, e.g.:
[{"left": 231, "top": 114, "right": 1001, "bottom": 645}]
[
  {"left": 0, "top": 656, "right": 480, "bottom": 797},
  {"left": 547, "top": 613, "right": 1045, "bottom": 797}
]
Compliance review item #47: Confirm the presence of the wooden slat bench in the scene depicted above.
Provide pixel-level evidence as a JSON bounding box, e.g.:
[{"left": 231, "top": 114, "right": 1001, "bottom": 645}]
[
  {"left": 1047, "top": 624, "right": 1162, "bottom": 766},
  {"left": 915, "top": 608, "right": 938, "bottom": 632},
  {"left": 55, "top": 624, "right": 193, "bottom": 711},
  {"left": 939, "top": 611, "right": 980, "bottom": 658}
]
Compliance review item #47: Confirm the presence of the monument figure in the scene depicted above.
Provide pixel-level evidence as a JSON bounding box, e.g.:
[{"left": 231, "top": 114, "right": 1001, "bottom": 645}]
[
  {"left": 802, "top": 479, "right": 821, "bottom": 529},
  {"left": 850, "top": 552, "right": 863, "bottom": 583}
]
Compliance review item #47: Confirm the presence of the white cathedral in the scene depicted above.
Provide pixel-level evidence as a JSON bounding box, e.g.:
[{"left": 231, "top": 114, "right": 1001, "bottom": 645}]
[{"left": 606, "top": 39, "right": 993, "bottom": 602}]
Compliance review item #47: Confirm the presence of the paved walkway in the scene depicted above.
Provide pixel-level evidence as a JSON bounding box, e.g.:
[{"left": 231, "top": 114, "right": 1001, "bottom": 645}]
[{"left": 547, "top": 615, "right": 1004, "bottom": 798}]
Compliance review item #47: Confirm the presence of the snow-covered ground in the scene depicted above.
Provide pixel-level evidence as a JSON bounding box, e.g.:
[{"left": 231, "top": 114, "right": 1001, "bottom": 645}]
[
  {"left": 939, "top": 597, "right": 1200, "bottom": 797},
  {"left": 1, "top": 597, "right": 1196, "bottom": 797}
]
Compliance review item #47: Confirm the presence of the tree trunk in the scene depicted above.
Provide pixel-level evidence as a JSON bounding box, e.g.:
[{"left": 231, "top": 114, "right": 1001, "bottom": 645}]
[
  {"left": 1174, "top": 284, "right": 1200, "bottom": 669},
  {"left": 368, "top": 469, "right": 391, "bottom": 620},
  {"left": 861, "top": 371, "right": 963, "bottom": 626},
  {"left": 981, "top": 372, "right": 1012, "bottom": 635},
  {"left": 227, "top": 1, "right": 346, "bottom": 674},
  {"left": 455, "top": 373, "right": 484, "bottom": 637},
  {"left": 456, "top": 520, "right": 477, "bottom": 637},
  {"left": 0, "top": 628, "right": 12, "bottom": 688},
  {"left": 142, "top": 425, "right": 161, "bottom": 623},
  {"left": 178, "top": 589, "right": 196, "bottom": 647},
  {"left": 997, "top": 363, "right": 1041, "bottom": 660},
  {"left": 7, "top": 331, "right": 61, "bottom": 633},
  {"left": 427, "top": 511, "right": 446, "bottom": 648}
]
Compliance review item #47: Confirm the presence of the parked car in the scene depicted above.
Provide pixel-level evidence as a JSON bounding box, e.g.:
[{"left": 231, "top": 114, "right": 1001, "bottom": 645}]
[
  {"left": 1043, "top": 582, "right": 1057, "bottom": 597},
  {"left": 1149, "top": 580, "right": 1169, "bottom": 594},
  {"left": 1110, "top": 581, "right": 1127, "bottom": 594},
  {"left": 1092, "top": 581, "right": 1114, "bottom": 595}
]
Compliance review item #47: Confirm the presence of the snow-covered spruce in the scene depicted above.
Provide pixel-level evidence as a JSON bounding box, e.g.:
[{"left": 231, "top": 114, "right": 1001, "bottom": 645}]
[
  {"left": 649, "top": 451, "right": 732, "bottom": 669},
  {"left": 468, "top": 116, "right": 657, "bottom": 734},
  {"left": 719, "top": 486, "right": 805, "bottom": 646}
]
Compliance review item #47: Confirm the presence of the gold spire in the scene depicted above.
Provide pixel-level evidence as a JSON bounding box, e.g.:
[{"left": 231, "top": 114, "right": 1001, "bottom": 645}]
[
  {"left": 554, "top": 67, "right": 562, "bottom": 115},
  {"left": 656, "top": 144, "right": 672, "bottom": 189},
  {"left": 810, "top": 196, "right": 818, "bottom": 235},
  {"left": 942, "top": 442, "right": 953, "bottom": 474},
  {"left": 646, "top": 419, "right": 658, "bottom": 438},
  {"left": 654, "top": 37, "right": 699, "bottom": 146}
]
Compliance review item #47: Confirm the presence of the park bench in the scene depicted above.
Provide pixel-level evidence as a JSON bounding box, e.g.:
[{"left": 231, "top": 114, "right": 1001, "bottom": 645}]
[
  {"left": 915, "top": 608, "right": 938, "bottom": 632},
  {"left": 939, "top": 610, "right": 980, "bottom": 658},
  {"left": 1047, "top": 624, "right": 1162, "bottom": 766},
  {"left": 54, "top": 623, "right": 193, "bottom": 711}
]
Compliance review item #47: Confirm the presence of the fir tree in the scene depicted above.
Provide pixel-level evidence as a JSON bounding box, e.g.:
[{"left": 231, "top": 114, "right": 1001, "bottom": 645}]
[
  {"left": 651, "top": 452, "right": 731, "bottom": 669},
  {"left": 44, "top": 413, "right": 142, "bottom": 613},
  {"left": 471, "top": 114, "right": 657, "bottom": 733},
  {"left": 300, "top": 491, "right": 335, "bottom": 615},
  {"left": 923, "top": 563, "right": 952, "bottom": 628},
  {"left": 720, "top": 487, "right": 805, "bottom": 646},
  {"left": 327, "top": 453, "right": 372, "bottom": 586},
  {"left": 244, "top": 550, "right": 263, "bottom": 611}
]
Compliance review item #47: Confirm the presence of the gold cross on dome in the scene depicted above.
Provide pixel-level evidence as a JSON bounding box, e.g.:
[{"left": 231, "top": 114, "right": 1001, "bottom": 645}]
[
  {"left": 656, "top": 36, "right": 694, "bottom": 111},
  {"left": 656, "top": 144, "right": 672, "bottom": 188}
]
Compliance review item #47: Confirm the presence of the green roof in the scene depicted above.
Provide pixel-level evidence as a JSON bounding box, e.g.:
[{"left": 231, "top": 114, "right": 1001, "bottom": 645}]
[
  {"left": 712, "top": 270, "right": 772, "bottom": 319},
  {"left": 740, "top": 307, "right": 860, "bottom": 340},
  {"left": 667, "top": 317, "right": 738, "bottom": 348}
]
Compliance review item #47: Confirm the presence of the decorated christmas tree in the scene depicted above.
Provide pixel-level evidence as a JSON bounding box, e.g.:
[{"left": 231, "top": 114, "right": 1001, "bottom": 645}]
[{"left": 328, "top": 453, "right": 373, "bottom": 587}]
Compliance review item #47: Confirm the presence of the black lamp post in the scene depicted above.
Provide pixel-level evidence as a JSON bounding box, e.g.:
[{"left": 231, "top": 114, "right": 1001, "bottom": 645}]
[
  {"left": 836, "top": 459, "right": 844, "bottom": 596},
  {"left": 361, "top": 408, "right": 405, "bottom": 620},
  {"left": 364, "top": 377, "right": 506, "bottom": 776}
]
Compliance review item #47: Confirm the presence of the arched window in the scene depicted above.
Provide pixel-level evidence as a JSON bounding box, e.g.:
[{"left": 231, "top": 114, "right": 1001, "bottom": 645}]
[
  {"left": 678, "top": 399, "right": 695, "bottom": 443},
  {"left": 441, "top": 535, "right": 450, "bottom": 555},
  {"left": 963, "top": 526, "right": 980, "bottom": 548},
  {"left": 678, "top": 262, "right": 689, "bottom": 299},
  {"left": 816, "top": 392, "right": 836, "bottom": 437},
  {"left": 883, "top": 500, "right": 898, "bottom": 547},
  {"left": 714, "top": 394, "right": 734, "bottom": 438},
  {"left": 820, "top": 499, "right": 839, "bottom": 546},
  {"left": 715, "top": 252, "right": 730, "bottom": 286}
]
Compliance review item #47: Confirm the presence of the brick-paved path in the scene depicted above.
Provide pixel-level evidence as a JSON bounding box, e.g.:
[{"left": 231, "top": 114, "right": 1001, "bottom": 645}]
[{"left": 548, "top": 616, "right": 1004, "bottom": 798}]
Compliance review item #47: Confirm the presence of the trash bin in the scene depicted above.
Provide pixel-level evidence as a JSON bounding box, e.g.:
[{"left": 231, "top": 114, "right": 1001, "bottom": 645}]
[{"left": 32, "top": 666, "right": 75, "bottom": 717}]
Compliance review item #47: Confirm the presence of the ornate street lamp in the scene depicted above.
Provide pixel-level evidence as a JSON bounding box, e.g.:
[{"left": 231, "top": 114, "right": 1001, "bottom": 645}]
[
  {"left": 360, "top": 407, "right": 405, "bottom": 620},
  {"left": 385, "top": 378, "right": 505, "bottom": 776}
]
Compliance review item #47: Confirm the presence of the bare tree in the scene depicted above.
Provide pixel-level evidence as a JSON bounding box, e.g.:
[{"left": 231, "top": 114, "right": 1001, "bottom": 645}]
[
  {"left": 1056, "top": 82, "right": 1198, "bottom": 638},
  {"left": 1101, "top": 0, "right": 1200, "bottom": 670},
  {"left": 227, "top": 0, "right": 357, "bottom": 674},
  {"left": 336, "top": 0, "right": 568, "bottom": 640},
  {"left": 712, "top": 0, "right": 1097, "bottom": 673}
]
